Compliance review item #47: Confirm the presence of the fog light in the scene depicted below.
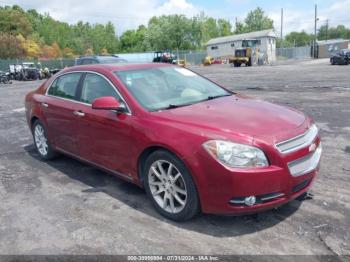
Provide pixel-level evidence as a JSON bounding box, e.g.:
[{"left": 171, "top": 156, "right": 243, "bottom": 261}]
[{"left": 244, "top": 196, "right": 256, "bottom": 206}]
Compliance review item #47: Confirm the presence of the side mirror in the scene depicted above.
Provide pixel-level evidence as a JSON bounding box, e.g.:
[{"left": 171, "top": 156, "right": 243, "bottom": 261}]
[{"left": 92, "top": 96, "right": 127, "bottom": 113}]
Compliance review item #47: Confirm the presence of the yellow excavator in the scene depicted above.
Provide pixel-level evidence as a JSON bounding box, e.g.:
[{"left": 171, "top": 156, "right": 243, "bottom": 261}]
[{"left": 229, "top": 39, "right": 261, "bottom": 67}]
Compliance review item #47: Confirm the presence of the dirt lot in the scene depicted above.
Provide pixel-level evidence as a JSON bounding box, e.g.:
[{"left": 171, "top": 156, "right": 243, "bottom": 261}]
[{"left": 0, "top": 59, "right": 349, "bottom": 256}]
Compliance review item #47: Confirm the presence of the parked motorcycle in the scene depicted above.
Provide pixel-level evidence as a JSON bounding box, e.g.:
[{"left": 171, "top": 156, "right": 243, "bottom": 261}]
[{"left": 0, "top": 71, "right": 12, "bottom": 84}]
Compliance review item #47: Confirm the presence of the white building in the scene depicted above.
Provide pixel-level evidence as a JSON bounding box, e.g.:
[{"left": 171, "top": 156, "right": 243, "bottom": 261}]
[{"left": 206, "top": 29, "right": 277, "bottom": 63}]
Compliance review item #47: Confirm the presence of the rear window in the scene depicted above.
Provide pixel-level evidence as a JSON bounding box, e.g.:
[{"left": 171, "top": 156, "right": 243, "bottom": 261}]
[{"left": 98, "top": 57, "right": 127, "bottom": 64}]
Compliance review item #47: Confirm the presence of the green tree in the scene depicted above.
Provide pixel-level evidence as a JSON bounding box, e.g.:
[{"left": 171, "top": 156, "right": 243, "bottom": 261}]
[
  {"left": 191, "top": 12, "right": 232, "bottom": 46},
  {"left": 235, "top": 7, "right": 274, "bottom": 34},
  {"left": 217, "top": 19, "right": 232, "bottom": 36},
  {"left": 146, "top": 15, "right": 198, "bottom": 50},
  {"left": 120, "top": 25, "right": 148, "bottom": 52},
  {"left": 284, "top": 31, "right": 313, "bottom": 47},
  {"left": 318, "top": 24, "right": 350, "bottom": 40},
  {"left": 0, "top": 6, "right": 33, "bottom": 37}
]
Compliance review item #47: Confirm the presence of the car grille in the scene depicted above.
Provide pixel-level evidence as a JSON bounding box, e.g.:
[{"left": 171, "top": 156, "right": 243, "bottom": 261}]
[
  {"left": 287, "top": 143, "right": 322, "bottom": 177},
  {"left": 275, "top": 125, "right": 318, "bottom": 154}
]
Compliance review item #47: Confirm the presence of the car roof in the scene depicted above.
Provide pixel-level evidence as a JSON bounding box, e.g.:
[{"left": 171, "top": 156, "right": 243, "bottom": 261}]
[
  {"left": 77, "top": 55, "right": 119, "bottom": 59},
  {"left": 62, "top": 63, "right": 174, "bottom": 74}
]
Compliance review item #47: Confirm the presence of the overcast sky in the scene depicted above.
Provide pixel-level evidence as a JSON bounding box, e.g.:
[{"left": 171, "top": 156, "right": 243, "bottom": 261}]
[{"left": 1, "top": 0, "right": 350, "bottom": 35}]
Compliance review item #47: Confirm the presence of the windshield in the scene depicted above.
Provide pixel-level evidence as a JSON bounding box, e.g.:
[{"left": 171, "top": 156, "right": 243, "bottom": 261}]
[
  {"left": 235, "top": 49, "right": 246, "bottom": 57},
  {"left": 115, "top": 67, "right": 231, "bottom": 111},
  {"left": 23, "top": 63, "right": 35, "bottom": 68}
]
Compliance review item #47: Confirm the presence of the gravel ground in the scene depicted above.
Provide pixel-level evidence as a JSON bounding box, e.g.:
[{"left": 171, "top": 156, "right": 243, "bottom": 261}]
[{"left": 0, "top": 59, "right": 349, "bottom": 256}]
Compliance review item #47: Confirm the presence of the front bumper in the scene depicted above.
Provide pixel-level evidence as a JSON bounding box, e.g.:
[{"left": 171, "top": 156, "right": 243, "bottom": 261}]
[{"left": 190, "top": 136, "right": 321, "bottom": 215}]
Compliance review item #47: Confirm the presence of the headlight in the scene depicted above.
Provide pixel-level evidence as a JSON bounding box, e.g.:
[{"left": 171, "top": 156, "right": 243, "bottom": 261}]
[{"left": 203, "top": 140, "right": 268, "bottom": 168}]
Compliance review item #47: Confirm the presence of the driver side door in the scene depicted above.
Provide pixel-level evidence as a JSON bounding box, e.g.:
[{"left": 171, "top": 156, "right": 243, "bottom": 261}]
[{"left": 74, "top": 72, "right": 136, "bottom": 177}]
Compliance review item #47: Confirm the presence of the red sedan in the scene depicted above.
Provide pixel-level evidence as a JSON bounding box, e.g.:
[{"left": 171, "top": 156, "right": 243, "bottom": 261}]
[{"left": 25, "top": 63, "right": 322, "bottom": 221}]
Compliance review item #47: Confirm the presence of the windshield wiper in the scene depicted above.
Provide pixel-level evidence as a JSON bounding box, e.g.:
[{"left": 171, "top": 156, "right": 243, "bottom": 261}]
[
  {"left": 155, "top": 103, "right": 193, "bottom": 111},
  {"left": 164, "top": 104, "right": 181, "bottom": 109},
  {"left": 152, "top": 94, "right": 233, "bottom": 112},
  {"left": 206, "top": 93, "right": 232, "bottom": 100}
]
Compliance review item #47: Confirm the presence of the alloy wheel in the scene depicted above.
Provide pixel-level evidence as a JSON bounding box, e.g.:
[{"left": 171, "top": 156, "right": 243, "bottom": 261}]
[
  {"left": 34, "top": 124, "right": 48, "bottom": 156},
  {"left": 148, "top": 160, "right": 187, "bottom": 214}
]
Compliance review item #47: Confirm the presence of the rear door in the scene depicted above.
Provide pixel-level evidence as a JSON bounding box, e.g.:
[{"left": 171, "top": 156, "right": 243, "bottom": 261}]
[{"left": 42, "top": 72, "right": 83, "bottom": 155}]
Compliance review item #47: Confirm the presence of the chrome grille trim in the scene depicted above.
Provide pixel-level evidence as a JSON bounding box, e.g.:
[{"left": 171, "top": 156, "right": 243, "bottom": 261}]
[
  {"left": 260, "top": 193, "right": 285, "bottom": 201},
  {"left": 288, "top": 143, "right": 322, "bottom": 177},
  {"left": 229, "top": 192, "right": 285, "bottom": 206},
  {"left": 275, "top": 125, "right": 318, "bottom": 154}
]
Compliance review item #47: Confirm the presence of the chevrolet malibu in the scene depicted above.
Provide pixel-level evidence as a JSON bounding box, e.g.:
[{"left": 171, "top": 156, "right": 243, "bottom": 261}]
[{"left": 25, "top": 64, "right": 322, "bottom": 221}]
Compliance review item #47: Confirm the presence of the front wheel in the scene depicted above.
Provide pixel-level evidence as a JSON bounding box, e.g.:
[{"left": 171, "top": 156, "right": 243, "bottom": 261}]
[
  {"left": 3, "top": 76, "right": 10, "bottom": 84},
  {"left": 32, "top": 120, "right": 58, "bottom": 160},
  {"left": 144, "top": 150, "right": 200, "bottom": 221}
]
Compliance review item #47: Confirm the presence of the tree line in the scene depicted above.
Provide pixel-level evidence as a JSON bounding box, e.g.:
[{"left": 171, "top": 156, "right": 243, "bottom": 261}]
[
  {"left": 1, "top": 5, "right": 349, "bottom": 59},
  {"left": 280, "top": 25, "right": 350, "bottom": 47}
]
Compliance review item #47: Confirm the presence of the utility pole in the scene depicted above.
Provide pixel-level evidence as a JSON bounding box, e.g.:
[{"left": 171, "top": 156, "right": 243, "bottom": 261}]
[
  {"left": 314, "top": 4, "right": 318, "bottom": 58},
  {"left": 281, "top": 8, "right": 283, "bottom": 47},
  {"left": 326, "top": 19, "right": 329, "bottom": 41}
]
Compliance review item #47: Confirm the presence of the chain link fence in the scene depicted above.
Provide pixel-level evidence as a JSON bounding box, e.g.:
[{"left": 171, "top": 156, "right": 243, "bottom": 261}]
[
  {"left": 116, "top": 50, "right": 207, "bottom": 65},
  {"left": 177, "top": 50, "right": 207, "bottom": 65},
  {"left": 0, "top": 59, "right": 75, "bottom": 71},
  {"left": 276, "top": 46, "right": 312, "bottom": 60},
  {"left": 0, "top": 47, "right": 313, "bottom": 70}
]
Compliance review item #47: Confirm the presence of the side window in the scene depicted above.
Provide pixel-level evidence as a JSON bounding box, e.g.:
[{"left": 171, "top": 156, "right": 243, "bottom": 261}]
[
  {"left": 48, "top": 79, "right": 58, "bottom": 95},
  {"left": 80, "top": 73, "right": 120, "bottom": 104},
  {"left": 81, "top": 59, "right": 91, "bottom": 65},
  {"left": 48, "top": 73, "right": 82, "bottom": 100}
]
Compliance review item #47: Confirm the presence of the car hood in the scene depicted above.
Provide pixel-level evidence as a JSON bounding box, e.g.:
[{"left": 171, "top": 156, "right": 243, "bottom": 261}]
[{"left": 152, "top": 95, "right": 308, "bottom": 144}]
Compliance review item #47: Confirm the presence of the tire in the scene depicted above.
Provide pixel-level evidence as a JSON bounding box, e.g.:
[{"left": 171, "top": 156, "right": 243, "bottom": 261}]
[
  {"left": 3, "top": 77, "right": 9, "bottom": 84},
  {"left": 234, "top": 62, "right": 241, "bottom": 67},
  {"left": 32, "top": 120, "right": 58, "bottom": 161},
  {"left": 247, "top": 58, "right": 252, "bottom": 66},
  {"left": 144, "top": 150, "right": 200, "bottom": 221}
]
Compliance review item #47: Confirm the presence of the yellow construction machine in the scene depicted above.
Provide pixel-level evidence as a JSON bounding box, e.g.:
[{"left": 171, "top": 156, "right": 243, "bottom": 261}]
[{"left": 229, "top": 39, "right": 261, "bottom": 67}]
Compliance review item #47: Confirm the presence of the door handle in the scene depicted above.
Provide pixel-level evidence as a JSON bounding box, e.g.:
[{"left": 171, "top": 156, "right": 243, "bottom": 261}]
[
  {"left": 73, "top": 110, "right": 85, "bottom": 117},
  {"left": 41, "top": 102, "right": 49, "bottom": 108}
]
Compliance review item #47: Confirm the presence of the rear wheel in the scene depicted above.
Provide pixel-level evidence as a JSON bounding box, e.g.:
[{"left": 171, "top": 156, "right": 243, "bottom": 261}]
[
  {"left": 144, "top": 150, "right": 200, "bottom": 221},
  {"left": 32, "top": 120, "right": 58, "bottom": 160},
  {"left": 3, "top": 76, "right": 9, "bottom": 84}
]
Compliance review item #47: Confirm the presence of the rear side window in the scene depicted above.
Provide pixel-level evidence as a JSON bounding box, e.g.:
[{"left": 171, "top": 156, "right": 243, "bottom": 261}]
[
  {"left": 82, "top": 59, "right": 94, "bottom": 65},
  {"left": 80, "top": 73, "right": 120, "bottom": 104},
  {"left": 48, "top": 73, "right": 82, "bottom": 100}
]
